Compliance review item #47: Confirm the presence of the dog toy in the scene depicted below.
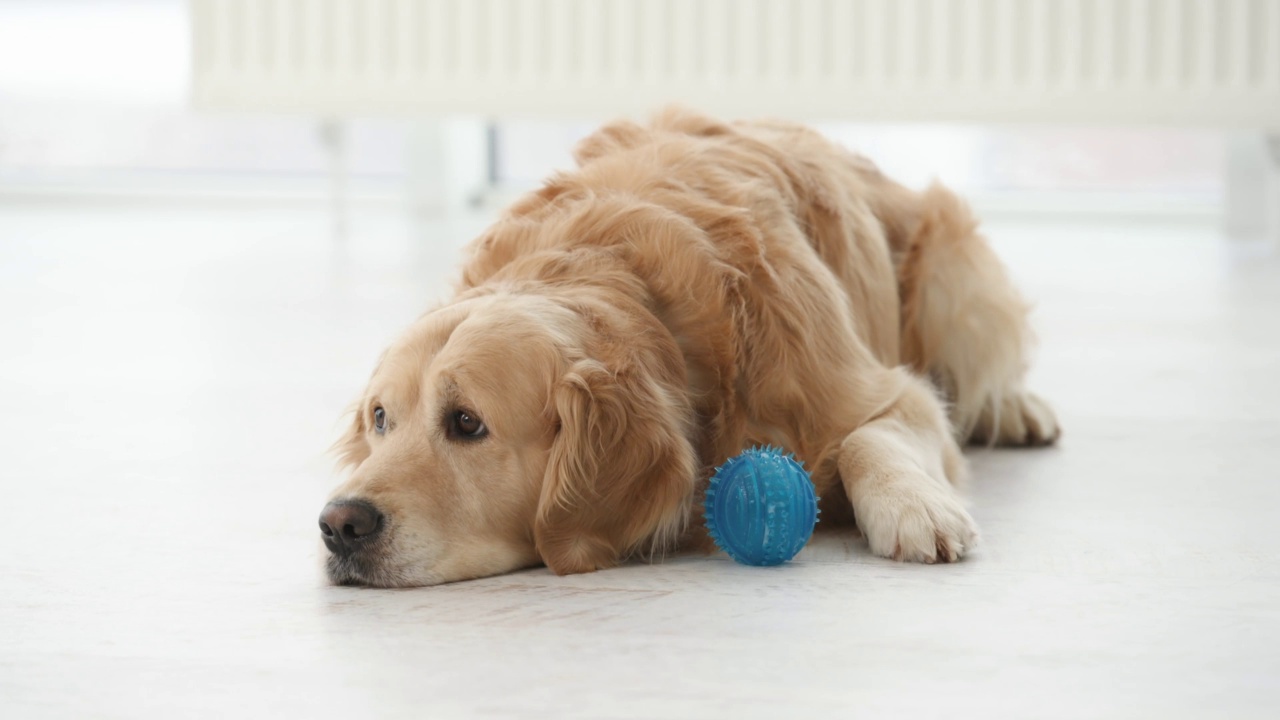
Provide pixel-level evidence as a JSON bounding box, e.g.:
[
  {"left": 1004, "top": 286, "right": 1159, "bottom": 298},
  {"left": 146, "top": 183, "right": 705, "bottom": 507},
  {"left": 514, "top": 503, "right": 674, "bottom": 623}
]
[{"left": 703, "top": 446, "right": 819, "bottom": 566}]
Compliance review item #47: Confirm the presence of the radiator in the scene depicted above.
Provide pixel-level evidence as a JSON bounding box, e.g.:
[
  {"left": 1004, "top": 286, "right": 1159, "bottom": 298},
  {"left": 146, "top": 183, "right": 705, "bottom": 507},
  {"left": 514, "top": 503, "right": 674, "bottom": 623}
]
[{"left": 192, "top": 0, "right": 1280, "bottom": 125}]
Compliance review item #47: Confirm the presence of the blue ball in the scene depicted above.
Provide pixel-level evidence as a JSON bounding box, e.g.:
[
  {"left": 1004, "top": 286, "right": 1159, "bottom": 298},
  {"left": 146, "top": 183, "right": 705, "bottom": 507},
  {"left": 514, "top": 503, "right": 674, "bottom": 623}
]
[{"left": 704, "top": 446, "right": 819, "bottom": 566}]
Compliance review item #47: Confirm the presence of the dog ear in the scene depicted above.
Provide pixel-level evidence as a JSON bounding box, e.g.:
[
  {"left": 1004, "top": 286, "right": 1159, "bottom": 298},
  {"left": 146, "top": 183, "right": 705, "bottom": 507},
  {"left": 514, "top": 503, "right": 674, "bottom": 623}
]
[
  {"left": 332, "top": 404, "right": 372, "bottom": 470},
  {"left": 535, "top": 351, "right": 697, "bottom": 575},
  {"left": 332, "top": 355, "right": 389, "bottom": 470}
]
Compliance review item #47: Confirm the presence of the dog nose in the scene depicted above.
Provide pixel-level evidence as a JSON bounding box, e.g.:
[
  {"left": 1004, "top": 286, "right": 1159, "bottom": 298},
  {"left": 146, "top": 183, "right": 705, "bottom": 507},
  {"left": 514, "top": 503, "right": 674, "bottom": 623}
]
[{"left": 319, "top": 500, "right": 384, "bottom": 555}]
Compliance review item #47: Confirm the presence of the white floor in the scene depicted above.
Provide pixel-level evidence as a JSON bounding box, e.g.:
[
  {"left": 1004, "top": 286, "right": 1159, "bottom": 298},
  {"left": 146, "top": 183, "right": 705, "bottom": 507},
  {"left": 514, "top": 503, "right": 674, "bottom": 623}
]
[{"left": 1, "top": 201, "right": 1278, "bottom": 719}]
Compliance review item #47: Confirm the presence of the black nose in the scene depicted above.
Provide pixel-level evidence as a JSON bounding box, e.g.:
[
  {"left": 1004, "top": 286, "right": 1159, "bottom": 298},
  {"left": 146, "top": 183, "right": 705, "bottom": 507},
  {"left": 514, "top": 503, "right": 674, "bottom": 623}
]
[{"left": 318, "top": 500, "right": 384, "bottom": 556}]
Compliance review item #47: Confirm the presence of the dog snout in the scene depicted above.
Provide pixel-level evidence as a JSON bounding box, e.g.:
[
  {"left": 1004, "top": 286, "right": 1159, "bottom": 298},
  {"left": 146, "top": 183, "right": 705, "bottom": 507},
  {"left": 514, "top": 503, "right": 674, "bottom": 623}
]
[{"left": 318, "top": 500, "right": 384, "bottom": 556}]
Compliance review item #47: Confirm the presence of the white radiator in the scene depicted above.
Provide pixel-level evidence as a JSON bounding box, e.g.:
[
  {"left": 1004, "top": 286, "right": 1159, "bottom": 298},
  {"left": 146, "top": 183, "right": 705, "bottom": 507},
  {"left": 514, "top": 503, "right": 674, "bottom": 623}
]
[{"left": 192, "top": 0, "right": 1280, "bottom": 126}]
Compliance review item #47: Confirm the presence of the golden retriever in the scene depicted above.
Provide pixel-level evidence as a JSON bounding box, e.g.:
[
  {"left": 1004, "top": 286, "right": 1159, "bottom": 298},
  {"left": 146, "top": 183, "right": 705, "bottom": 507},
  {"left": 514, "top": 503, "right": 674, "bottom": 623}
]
[{"left": 319, "top": 109, "right": 1059, "bottom": 587}]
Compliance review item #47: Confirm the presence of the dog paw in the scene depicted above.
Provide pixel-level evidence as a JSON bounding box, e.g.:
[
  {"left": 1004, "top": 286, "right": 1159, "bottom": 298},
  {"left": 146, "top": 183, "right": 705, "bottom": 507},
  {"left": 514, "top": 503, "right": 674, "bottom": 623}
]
[
  {"left": 970, "top": 391, "right": 1060, "bottom": 447},
  {"left": 855, "top": 478, "right": 979, "bottom": 563}
]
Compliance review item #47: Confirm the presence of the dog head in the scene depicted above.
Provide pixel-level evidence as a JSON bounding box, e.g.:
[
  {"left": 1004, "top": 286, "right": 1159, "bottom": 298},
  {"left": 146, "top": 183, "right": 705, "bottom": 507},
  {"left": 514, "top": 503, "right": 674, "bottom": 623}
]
[{"left": 320, "top": 290, "right": 696, "bottom": 587}]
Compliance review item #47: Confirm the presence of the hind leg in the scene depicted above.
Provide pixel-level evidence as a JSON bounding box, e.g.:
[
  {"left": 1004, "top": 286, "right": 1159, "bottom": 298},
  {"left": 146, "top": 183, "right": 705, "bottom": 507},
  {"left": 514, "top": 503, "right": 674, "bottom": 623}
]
[
  {"left": 967, "top": 391, "right": 1060, "bottom": 447},
  {"left": 899, "top": 185, "right": 1061, "bottom": 447}
]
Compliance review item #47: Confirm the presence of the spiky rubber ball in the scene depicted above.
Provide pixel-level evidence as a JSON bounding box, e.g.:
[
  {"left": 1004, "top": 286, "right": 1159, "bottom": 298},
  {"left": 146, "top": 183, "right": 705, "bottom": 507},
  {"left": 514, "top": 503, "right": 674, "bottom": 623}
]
[{"left": 703, "top": 446, "right": 819, "bottom": 566}]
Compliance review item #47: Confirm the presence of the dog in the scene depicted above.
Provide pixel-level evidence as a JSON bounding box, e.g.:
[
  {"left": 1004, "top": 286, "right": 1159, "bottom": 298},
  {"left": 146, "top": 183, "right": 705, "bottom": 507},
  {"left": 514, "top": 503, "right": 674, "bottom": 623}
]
[{"left": 319, "top": 109, "right": 1059, "bottom": 587}]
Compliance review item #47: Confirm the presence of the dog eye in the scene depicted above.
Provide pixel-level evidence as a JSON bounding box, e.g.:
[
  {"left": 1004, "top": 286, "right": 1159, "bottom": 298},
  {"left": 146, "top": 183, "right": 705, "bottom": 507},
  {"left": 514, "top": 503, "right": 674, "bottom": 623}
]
[
  {"left": 373, "top": 407, "right": 387, "bottom": 434},
  {"left": 450, "top": 409, "right": 488, "bottom": 440}
]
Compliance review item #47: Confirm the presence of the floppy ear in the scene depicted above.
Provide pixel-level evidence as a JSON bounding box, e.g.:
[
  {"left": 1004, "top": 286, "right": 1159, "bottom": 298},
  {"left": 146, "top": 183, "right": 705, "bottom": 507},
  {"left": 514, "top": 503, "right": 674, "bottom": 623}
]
[
  {"left": 536, "top": 355, "right": 698, "bottom": 575},
  {"left": 332, "top": 404, "right": 371, "bottom": 470}
]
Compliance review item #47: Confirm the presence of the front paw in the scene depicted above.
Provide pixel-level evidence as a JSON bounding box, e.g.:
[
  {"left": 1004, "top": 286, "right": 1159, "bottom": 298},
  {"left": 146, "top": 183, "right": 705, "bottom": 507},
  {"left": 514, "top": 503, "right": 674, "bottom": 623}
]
[{"left": 855, "top": 479, "right": 979, "bottom": 563}]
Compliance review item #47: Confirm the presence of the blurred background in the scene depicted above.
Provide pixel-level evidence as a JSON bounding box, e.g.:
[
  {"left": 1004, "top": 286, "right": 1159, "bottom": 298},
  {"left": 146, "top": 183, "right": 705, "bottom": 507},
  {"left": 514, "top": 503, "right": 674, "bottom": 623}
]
[{"left": 3, "top": 0, "right": 1274, "bottom": 227}]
